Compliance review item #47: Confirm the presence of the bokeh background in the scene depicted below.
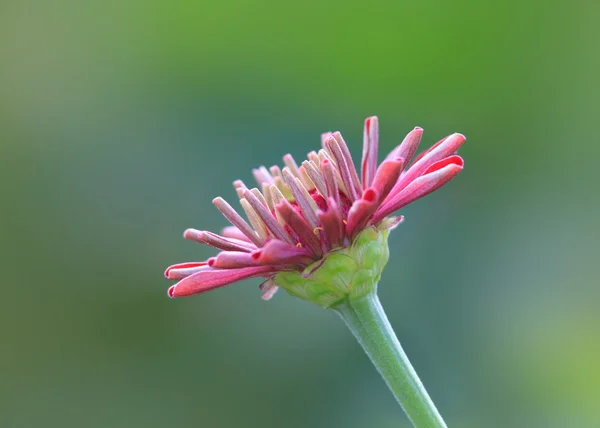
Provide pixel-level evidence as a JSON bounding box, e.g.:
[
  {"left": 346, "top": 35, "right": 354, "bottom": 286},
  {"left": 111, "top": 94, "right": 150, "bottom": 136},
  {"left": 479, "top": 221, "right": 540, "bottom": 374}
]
[{"left": 2, "top": 1, "right": 599, "bottom": 427}]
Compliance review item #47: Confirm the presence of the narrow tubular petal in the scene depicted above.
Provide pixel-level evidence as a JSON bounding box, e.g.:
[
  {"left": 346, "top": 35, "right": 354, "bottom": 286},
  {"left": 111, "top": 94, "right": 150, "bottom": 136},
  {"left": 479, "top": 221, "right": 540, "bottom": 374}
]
[
  {"left": 243, "top": 189, "right": 293, "bottom": 244},
  {"left": 251, "top": 239, "right": 315, "bottom": 266},
  {"left": 320, "top": 159, "right": 339, "bottom": 205},
  {"left": 275, "top": 200, "right": 323, "bottom": 257},
  {"left": 164, "top": 262, "right": 209, "bottom": 279},
  {"left": 209, "top": 251, "right": 257, "bottom": 269},
  {"left": 370, "top": 157, "right": 404, "bottom": 203},
  {"left": 321, "top": 132, "right": 334, "bottom": 149},
  {"left": 299, "top": 166, "right": 316, "bottom": 191},
  {"left": 333, "top": 132, "right": 362, "bottom": 194},
  {"left": 282, "top": 168, "right": 320, "bottom": 229},
  {"left": 251, "top": 188, "right": 270, "bottom": 208},
  {"left": 252, "top": 166, "right": 274, "bottom": 187},
  {"left": 259, "top": 278, "right": 279, "bottom": 301},
  {"left": 372, "top": 162, "right": 464, "bottom": 224},
  {"left": 345, "top": 188, "right": 379, "bottom": 238},
  {"left": 319, "top": 149, "right": 349, "bottom": 195},
  {"left": 410, "top": 136, "right": 447, "bottom": 165},
  {"left": 326, "top": 137, "right": 360, "bottom": 202},
  {"left": 262, "top": 183, "right": 275, "bottom": 211},
  {"left": 275, "top": 173, "right": 293, "bottom": 200},
  {"left": 233, "top": 180, "right": 247, "bottom": 190},
  {"left": 361, "top": 116, "right": 379, "bottom": 189},
  {"left": 213, "top": 197, "right": 265, "bottom": 247},
  {"left": 302, "top": 160, "right": 327, "bottom": 197},
  {"left": 183, "top": 228, "right": 256, "bottom": 252},
  {"left": 221, "top": 225, "right": 252, "bottom": 242},
  {"left": 269, "top": 165, "right": 282, "bottom": 178},
  {"left": 295, "top": 177, "right": 319, "bottom": 212},
  {"left": 240, "top": 198, "right": 270, "bottom": 240},
  {"left": 383, "top": 133, "right": 466, "bottom": 205},
  {"left": 385, "top": 127, "right": 423, "bottom": 164},
  {"left": 269, "top": 184, "right": 286, "bottom": 205},
  {"left": 283, "top": 154, "right": 309, "bottom": 187},
  {"left": 317, "top": 198, "right": 344, "bottom": 249},
  {"left": 168, "top": 266, "right": 275, "bottom": 298}
]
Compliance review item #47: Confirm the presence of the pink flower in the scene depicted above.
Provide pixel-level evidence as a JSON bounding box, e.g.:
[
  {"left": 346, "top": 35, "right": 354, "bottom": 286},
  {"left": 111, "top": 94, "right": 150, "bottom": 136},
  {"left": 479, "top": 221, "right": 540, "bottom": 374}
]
[{"left": 166, "top": 117, "right": 465, "bottom": 299}]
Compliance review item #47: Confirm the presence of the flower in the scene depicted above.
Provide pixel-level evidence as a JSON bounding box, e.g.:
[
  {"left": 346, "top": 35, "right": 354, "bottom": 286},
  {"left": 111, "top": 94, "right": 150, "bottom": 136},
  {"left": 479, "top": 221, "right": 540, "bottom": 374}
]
[{"left": 165, "top": 117, "right": 465, "bottom": 304}]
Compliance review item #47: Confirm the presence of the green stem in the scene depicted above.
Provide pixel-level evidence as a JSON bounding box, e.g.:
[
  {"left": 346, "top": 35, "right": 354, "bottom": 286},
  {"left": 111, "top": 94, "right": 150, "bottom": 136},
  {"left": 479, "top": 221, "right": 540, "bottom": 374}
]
[{"left": 334, "top": 293, "right": 447, "bottom": 428}]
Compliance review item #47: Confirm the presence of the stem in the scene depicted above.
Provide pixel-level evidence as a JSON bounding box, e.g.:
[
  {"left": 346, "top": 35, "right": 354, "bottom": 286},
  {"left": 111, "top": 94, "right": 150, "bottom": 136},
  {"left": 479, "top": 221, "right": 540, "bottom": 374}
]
[{"left": 334, "top": 293, "right": 447, "bottom": 428}]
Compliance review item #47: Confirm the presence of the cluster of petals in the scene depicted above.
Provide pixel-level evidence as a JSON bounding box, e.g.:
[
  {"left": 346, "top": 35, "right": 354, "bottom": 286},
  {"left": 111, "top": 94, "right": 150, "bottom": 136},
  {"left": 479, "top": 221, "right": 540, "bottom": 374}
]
[{"left": 166, "top": 117, "right": 465, "bottom": 299}]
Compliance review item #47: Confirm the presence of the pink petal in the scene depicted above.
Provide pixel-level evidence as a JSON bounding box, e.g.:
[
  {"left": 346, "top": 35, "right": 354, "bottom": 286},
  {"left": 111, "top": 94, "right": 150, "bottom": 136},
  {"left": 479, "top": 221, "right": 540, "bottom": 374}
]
[
  {"left": 370, "top": 157, "right": 404, "bottom": 204},
  {"left": 317, "top": 197, "right": 344, "bottom": 250},
  {"left": 251, "top": 239, "right": 315, "bottom": 266},
  {"left": 213, "top": 197, "right": 265, "bottom": 247},
  {"left": 243, "top": 189, "right": 293, "bottom": 244},
  {"left": 346, "top": 188, "right": 379, "bottom": 238},
  {"left": 164, "top": 262, "right": 209, "bottom": 280},
  {"left": 183, "top": 228, "right": 256, "bottom": 252},
  {"left": 168, "top": 266, "right": 276, "bottom": 298},
  {"left": 326, "top": 136, "right": 360, "bottom": 202},
  {"left": 275, "top": 200, "right": 323, "bottom": 257},
  {"left": 333, "top": 132, "right": 362, "bottom": 195},
  {"left": 282, "top": 168, "right": 320, "bottom": 229},
  {"left": 410, "top": 135, "right": 446, "bottom": 165},
  {"left": 373, "top": 162, "right": 464, "bottom": 224},
  {"left": 384, "top": 133, "right": 466, "bottom": 205},
  {"left": 208, "top": 251, "right": 257, "bottom": 269},
  {"left": 221, "top": 226, "right": 252, "bottom": 242},
  {"left": 361, "top": 116, "right": 379, "bottom": 189},
  {"left": 385, "top": 127, "right": 423, "bottom": 164}
]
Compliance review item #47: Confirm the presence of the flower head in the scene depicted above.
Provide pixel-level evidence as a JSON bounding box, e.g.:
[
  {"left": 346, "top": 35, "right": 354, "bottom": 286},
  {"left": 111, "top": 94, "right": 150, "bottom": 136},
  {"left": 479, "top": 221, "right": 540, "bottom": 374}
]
[{"left": 166, "top": 117, "right": 465, "bottom": 305}]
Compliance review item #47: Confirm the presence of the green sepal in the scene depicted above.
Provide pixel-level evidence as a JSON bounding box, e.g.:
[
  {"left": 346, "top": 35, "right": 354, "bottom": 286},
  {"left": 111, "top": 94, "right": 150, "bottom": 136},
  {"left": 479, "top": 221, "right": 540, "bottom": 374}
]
[{"left": 274, "top": 225, "right": 390, "bottom": 308}]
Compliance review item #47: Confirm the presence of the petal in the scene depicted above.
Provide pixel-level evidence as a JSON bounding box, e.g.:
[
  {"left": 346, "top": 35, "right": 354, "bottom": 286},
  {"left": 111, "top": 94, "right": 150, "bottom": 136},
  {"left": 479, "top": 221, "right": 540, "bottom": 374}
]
[
  {"left": 282, "top": 168, "right": 320, "bottom": 229},
  {"left": 259, "top": 278, "right": 279, "bottom": 301},
  {"left": 372, "top": 162, "right": 464, "bottom": 224},
  {"left": 384, "top": 133, "right": 466, "bottom": 205},
  {"left": 275, "top": 200, "right": 323, "bottom": 257},
  {"left": 361, "top": 116, "right": 379, "bottom": 189},
  {"left": 370, "top": 157, "right": 404, "bottom": 204},
  {"left": 345, "top": 188, "right": 379, "bottom": 238},
  {"left": 251, "top": 239, "right": 315, "bottom": 266},
  {"left": 164, "top": 262, "right": 209, "bottom": 280},
  {"left": 213, "top": 197, "right": 265, "bottom": 247},
  {"left": 385, "top": 127, "right": 423, "bottom": 164},
  {"left": 183, "top": 228, "right": 256, "bottom": 252},
  {"left": 243, "top": 189, "right": 294, "bottom": 244},
  {"left": 317, "top": 198, "right": 345, "bottom": 250},
  {"left": 332, "top": 132, "right": 362, "bottom": 195},
  {"left": 168, "top": 266, "right": 276, "bottom": 298},
  {"left": 208, "top": 251, "right": 257, "bottom": 269},
  {"left": 326, "top": 136, "right": 360, "bottom": 202},
  {"left": 423, "top": 154, "right": 464, "bottom": 175},
  {"left": 221, "top": 225, "right": 252, "bottom": 242}
]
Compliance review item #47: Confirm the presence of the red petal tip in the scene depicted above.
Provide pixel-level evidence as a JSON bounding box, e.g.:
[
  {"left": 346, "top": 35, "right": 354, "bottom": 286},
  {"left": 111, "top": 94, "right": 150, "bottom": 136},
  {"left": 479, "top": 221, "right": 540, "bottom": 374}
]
[
  {"left": 207, "top": 258, "right": 216, "bottom": 267},
  {"left": 363, "top": 188, "right": 377, "bottom": 202},
  {"left": 168, "top": 286, "right": 176, "bottom": 298}
]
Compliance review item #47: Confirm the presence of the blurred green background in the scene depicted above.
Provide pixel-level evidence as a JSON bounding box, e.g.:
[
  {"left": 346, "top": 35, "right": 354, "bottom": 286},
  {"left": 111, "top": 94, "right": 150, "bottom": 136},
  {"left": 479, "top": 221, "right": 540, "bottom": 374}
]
[{"left": 1, "top": 1, "right": 599, "bottom": 427}]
